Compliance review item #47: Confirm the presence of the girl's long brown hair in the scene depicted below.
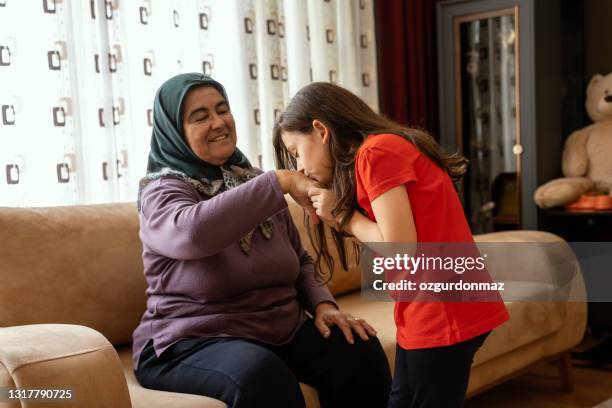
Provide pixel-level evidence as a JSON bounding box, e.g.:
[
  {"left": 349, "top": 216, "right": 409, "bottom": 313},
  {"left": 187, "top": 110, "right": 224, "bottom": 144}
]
[{"left": 273, "top": 82, "right": 468, "bottom": 282}]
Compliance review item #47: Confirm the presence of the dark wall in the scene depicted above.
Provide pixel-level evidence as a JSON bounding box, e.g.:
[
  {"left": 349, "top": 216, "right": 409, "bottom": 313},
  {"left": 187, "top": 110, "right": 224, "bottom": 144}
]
[{"left": 585, "top": 0, "right": 612, "bottom": 81}]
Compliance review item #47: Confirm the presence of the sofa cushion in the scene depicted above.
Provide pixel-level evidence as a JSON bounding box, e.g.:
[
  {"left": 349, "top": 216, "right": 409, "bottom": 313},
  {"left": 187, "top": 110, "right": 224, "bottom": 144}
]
[{"left": 472, "top": 300, "right": 565, "bottom": 366}]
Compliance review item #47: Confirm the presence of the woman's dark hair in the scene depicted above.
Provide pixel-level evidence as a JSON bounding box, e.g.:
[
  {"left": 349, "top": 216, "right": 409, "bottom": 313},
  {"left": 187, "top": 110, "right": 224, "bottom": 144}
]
[{"left": 272, "top": 82, "right": 468, "bottom": 282}]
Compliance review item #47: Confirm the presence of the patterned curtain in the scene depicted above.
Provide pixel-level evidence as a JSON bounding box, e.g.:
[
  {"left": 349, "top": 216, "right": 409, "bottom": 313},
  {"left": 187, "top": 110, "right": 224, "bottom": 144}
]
[{"left": 0, "top": 0, "right": 378, "bottom": 207}]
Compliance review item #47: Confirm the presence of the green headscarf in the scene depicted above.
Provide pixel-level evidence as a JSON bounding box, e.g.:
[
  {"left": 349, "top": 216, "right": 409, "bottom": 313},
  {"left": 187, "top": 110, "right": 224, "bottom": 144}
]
[
  {"left": 137, "top": 73, "right": 272, "bottom": 255},
  {"left": 146, "top": 72, "right": 249, "bottom": 180}
]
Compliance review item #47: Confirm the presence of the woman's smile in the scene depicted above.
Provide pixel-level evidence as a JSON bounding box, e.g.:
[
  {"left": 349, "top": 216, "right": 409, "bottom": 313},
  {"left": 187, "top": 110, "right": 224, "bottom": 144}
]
[{"left": 209, "top": 133, "right": 230, "bottom": 143}]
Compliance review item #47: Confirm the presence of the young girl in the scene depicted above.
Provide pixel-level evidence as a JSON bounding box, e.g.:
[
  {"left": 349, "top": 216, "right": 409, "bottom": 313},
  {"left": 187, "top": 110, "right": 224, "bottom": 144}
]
[{"left": 272, "top": 82, "right": 509, "bottom": 408}]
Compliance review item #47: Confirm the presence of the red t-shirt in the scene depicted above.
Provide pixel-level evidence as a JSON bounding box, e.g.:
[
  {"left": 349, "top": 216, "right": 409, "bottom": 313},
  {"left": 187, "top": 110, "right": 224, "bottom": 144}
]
[{"left": 355, "top": 133, "right": 509, "bottom": 349}]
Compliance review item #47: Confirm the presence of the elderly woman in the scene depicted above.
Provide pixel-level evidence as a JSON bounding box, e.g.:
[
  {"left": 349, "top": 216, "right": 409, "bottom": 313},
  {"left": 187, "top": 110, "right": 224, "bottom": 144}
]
[{"left": 131, "top": 73, "right": 391, "bottom": 408}]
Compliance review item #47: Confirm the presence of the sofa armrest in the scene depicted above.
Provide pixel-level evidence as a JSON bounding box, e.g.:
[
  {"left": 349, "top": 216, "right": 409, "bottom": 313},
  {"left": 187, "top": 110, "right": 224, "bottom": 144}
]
[
  {"left": 0, "top": 324, "right": 131, "bottom": 408},
  {"left": 475, "top": 230, "right": 587, "bottom": 301}
]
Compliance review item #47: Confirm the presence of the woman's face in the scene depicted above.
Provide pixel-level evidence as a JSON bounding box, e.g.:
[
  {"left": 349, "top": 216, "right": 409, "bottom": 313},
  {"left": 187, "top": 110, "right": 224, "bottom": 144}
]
[
  {"left": 182, "top": 86, "right": 237, "bottom": 165},
  {"left": 280, "top": 120, "right": 333, "bottom": 185}
]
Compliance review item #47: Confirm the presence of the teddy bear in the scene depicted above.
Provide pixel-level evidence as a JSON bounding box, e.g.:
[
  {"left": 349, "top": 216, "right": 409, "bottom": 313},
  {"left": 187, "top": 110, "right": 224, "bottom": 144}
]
[{"left": 534, "top": 72, "right": 612, "bottom": 209}]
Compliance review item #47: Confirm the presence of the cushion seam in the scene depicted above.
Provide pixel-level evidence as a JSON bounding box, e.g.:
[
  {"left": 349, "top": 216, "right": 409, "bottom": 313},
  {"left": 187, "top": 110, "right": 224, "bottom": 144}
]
[{"left": 8, "top": 344, "right": 115, "bottom": 375}]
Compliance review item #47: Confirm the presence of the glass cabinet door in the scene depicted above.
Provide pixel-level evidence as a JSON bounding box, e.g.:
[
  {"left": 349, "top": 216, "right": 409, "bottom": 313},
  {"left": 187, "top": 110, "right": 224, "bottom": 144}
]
[{"left": 455, "top": 8, "right": 521, "bottom": 234}]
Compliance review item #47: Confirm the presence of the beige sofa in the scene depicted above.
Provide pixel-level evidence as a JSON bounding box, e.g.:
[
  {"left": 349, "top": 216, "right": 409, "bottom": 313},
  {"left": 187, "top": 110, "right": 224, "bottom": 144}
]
[{"left": 0, "top": 201, "right": 587, "bottom": 408}]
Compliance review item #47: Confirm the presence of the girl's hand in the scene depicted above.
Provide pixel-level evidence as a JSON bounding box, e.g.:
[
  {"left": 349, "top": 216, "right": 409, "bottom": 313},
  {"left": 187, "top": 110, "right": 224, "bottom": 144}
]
[
  {"left": 276, "top": 170, "right": 321, "bottom": 224},
  {"left": 314, "top": 302, "right": 377, "bottom": 344},
  {"left": 308, "top": 187, "right": 340, "bottom": 227}
]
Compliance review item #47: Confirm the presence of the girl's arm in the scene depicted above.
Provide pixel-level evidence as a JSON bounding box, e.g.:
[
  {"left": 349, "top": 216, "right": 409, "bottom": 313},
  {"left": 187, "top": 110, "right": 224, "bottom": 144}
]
[
  {"left": 344, "top": 211, "right": 382, "bottom": 242},
  {"left": 345, "top": 185, "right": 417, "bottom": 243}
]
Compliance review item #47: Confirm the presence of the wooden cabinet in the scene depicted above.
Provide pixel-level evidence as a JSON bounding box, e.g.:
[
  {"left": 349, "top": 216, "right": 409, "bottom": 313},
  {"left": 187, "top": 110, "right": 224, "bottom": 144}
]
[
  {"left": 437, "top": 0, "right": 577, "bottom": 233},
  {"left": 542, "top": 209, "right": 612, "bottom": 242},
  {"left": 542, "top": 209, "right": 612, "bottom": 333}
]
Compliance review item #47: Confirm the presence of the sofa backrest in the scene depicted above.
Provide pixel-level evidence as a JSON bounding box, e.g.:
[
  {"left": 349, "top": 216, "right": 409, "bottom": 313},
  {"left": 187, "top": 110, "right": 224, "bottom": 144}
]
[
  {"left": 0, "top": 199, "right": 362, "bottom": 347},
  {"left": 1, "top": 200, "right": 580, "bottom": 348},
  {"left": 0, "top": 203, "right": 146, "bottom": 347}
]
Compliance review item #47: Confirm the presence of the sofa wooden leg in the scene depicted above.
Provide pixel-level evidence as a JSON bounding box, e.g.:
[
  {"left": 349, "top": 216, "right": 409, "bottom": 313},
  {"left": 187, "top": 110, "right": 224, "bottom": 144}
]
[{"left": 557, "top": 351, "right": 574, "bottom": 393}]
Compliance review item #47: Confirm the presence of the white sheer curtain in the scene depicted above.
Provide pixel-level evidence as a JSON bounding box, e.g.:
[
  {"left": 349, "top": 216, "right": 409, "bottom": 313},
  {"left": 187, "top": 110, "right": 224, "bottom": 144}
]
[{"left": 0, "top": 0, "right": 378, "bottom": 207}]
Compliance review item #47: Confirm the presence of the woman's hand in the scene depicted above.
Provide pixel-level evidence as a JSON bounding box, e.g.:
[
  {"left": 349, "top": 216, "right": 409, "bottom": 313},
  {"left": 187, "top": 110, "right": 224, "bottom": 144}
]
[
  {"left": 314, "top": 302, "right": 377, "bottom": 344},
  {"left": 308, "top": 187, "right": 341, "bottom": 228},
  {"left": 275, "top": 170, "right": 321, "bottom": 224}
]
